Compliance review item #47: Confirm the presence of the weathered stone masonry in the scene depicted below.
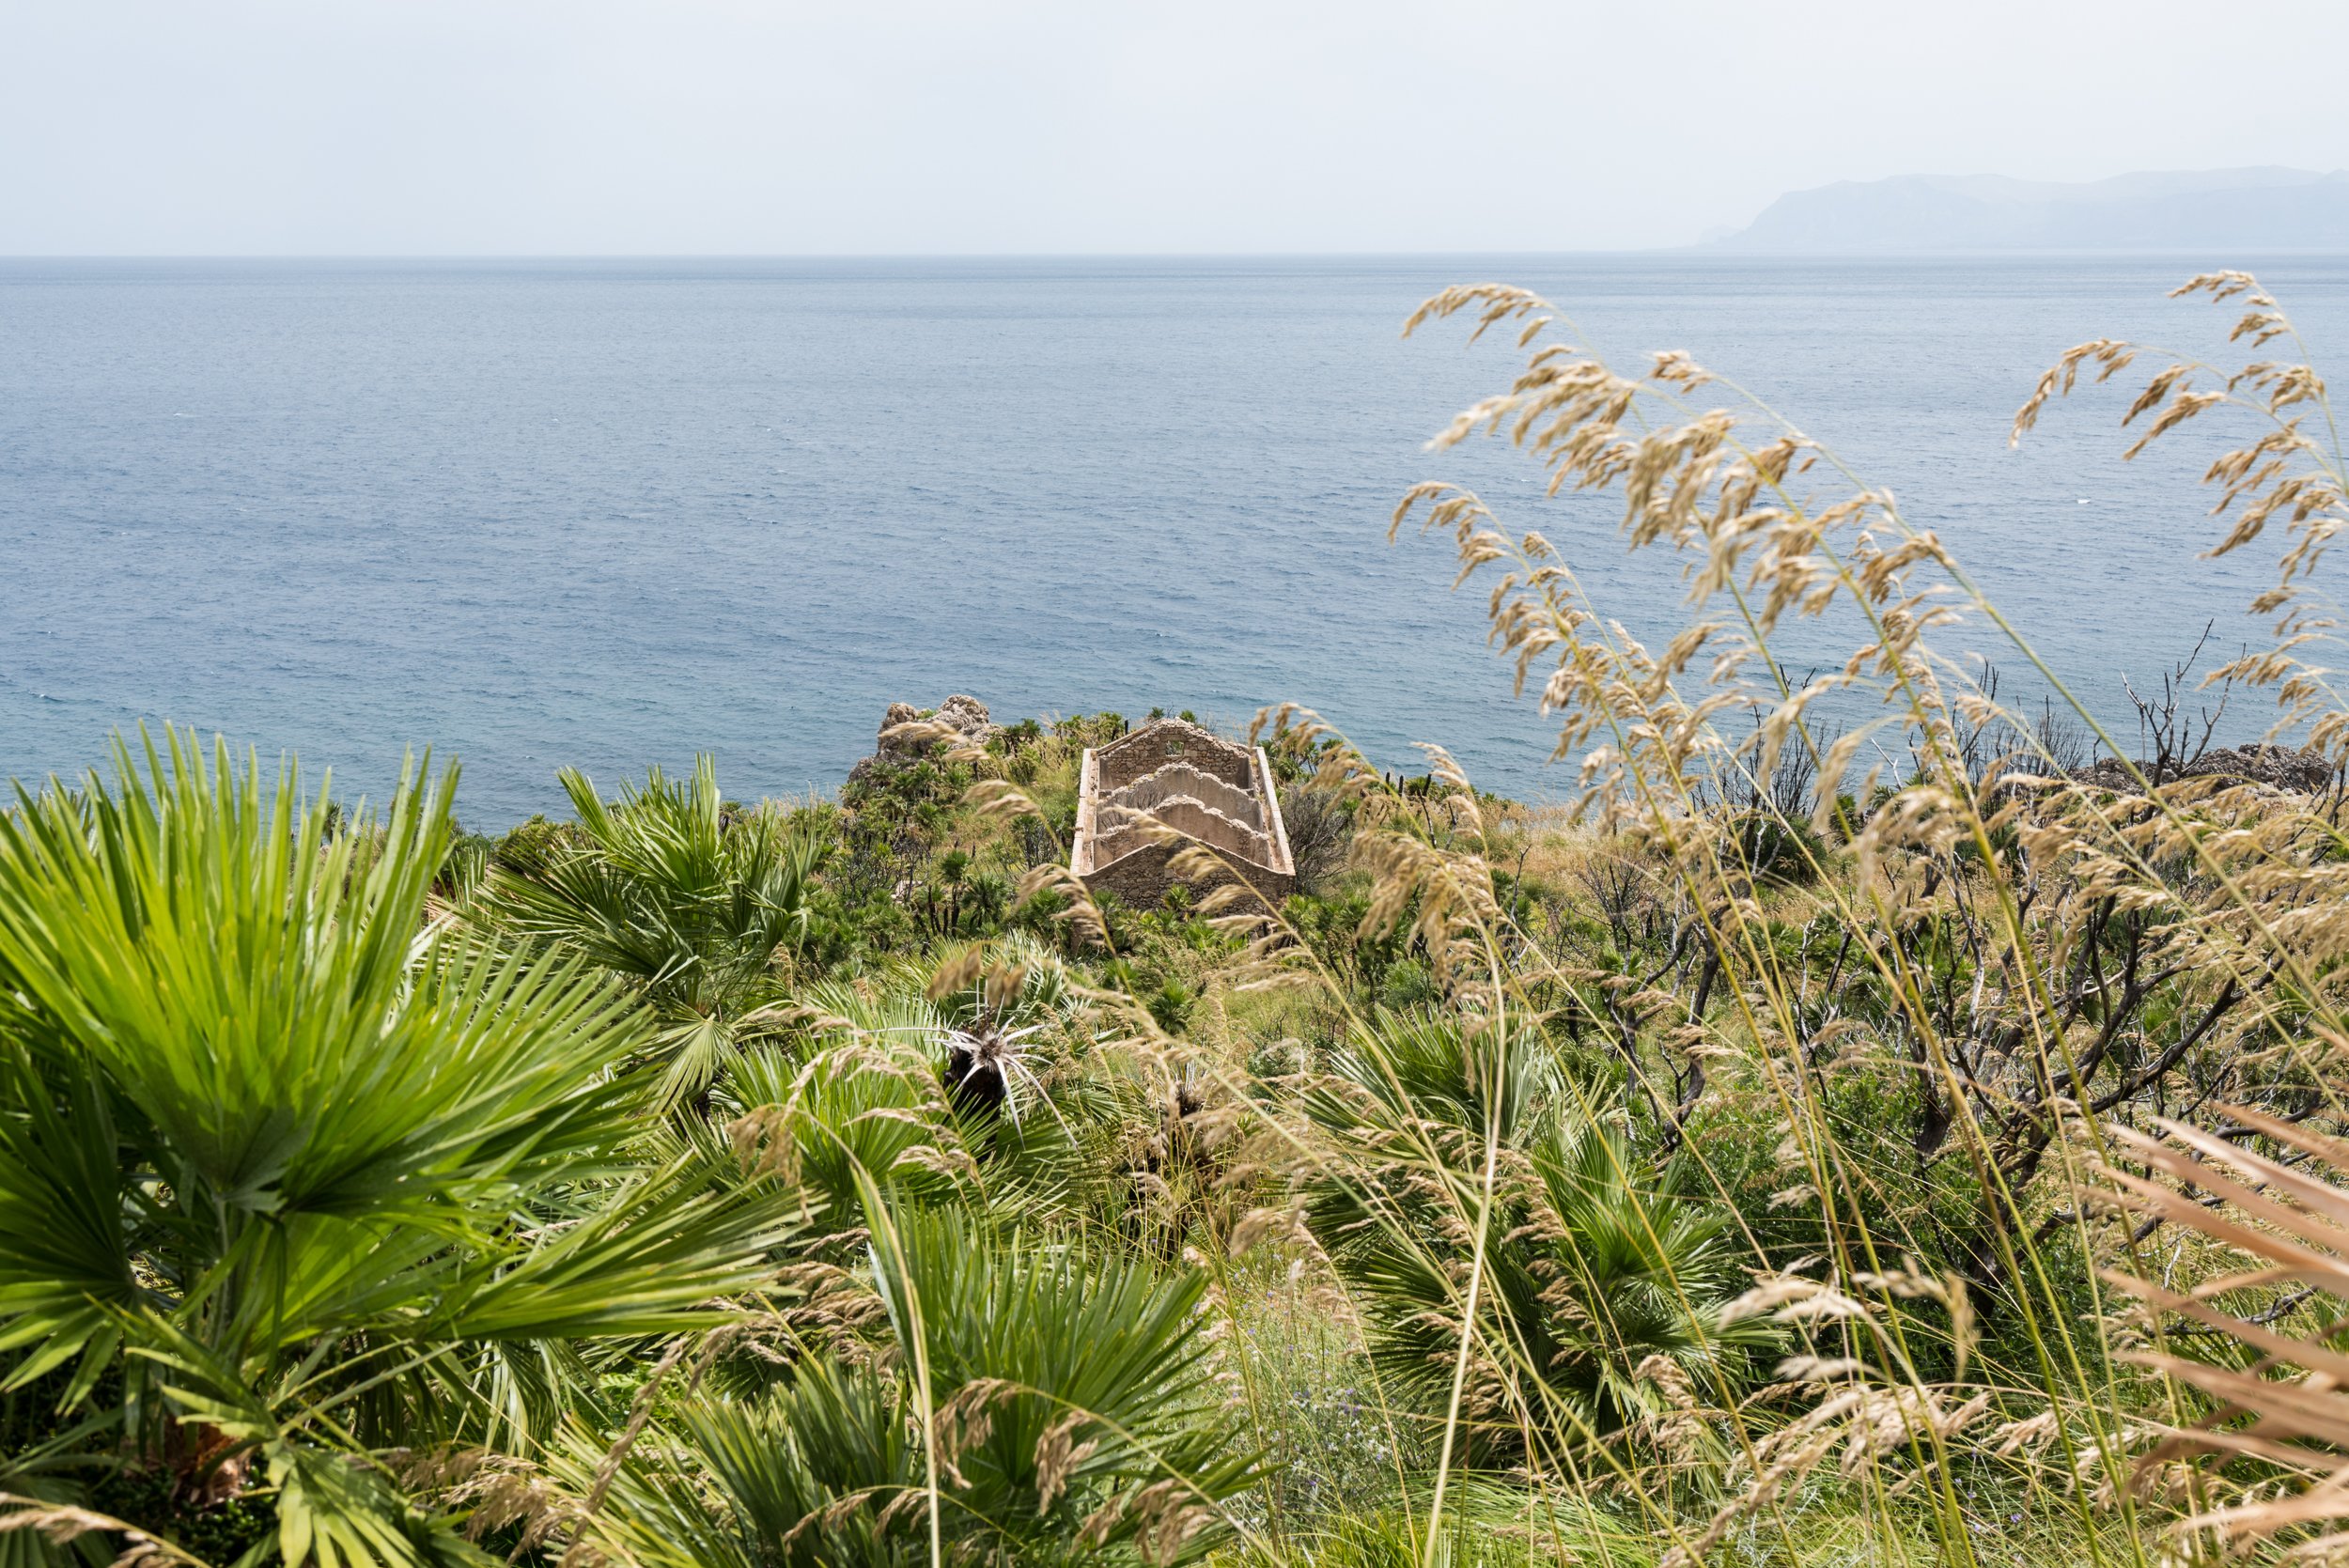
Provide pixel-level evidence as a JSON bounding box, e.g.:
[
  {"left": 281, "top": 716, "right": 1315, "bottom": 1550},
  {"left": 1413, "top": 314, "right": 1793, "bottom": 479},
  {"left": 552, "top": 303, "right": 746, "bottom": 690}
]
[{"left": 1071, "top": 718, "right": 1296, "bottom": 908}]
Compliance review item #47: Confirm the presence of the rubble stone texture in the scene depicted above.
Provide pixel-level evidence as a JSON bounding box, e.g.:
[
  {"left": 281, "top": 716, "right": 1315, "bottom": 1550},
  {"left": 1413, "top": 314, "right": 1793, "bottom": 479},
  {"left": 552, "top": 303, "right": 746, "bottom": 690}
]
[
  {"left": 1071, "top": 718, "right": 1296, "bottom": 909},
  {"left": 2070, "top": 743, "right": 2337, "bottom": 795},
  {"left": 848, "top": 694, "right": 1000, "bottom": 787}
]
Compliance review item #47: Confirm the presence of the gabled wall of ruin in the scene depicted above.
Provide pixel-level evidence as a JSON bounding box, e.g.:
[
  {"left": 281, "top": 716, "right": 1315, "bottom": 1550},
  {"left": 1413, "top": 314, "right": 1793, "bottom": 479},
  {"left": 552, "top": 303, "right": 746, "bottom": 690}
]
[
  {"left": 1071, "top": 718, "right": 1296, "bottom": 908},
  {"left": 1093, "top": 717, "right": 1255, "bottom": 792}
]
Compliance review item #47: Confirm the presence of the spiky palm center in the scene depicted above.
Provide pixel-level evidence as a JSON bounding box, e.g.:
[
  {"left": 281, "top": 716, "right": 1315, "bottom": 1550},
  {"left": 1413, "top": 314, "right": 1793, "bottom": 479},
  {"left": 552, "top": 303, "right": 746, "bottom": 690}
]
[{"left": 942, "top": 1017, "right": 1049, "bottom": 1123}]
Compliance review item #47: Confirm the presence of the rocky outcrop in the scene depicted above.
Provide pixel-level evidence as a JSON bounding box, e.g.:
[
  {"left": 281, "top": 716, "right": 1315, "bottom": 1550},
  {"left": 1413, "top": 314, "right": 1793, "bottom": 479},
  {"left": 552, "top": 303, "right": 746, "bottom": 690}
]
[
  {"left": 847, "top": 694, "right": 1000, "bottom": 788},
  {"left": 2069, "top": 744, "right": 2336, "bottom": 796}
]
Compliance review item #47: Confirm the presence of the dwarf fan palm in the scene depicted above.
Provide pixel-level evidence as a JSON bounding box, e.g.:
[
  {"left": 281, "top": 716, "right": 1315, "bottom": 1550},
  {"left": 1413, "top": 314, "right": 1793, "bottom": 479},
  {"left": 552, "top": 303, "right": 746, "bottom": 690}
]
[
  {"left": 484, "top": 757, "right": 825, "bottom": 1110},
  {"left": 1302, "top": 1014, "right": 1768, "bottom": 1463},
  {"left": 727, "top": 935, "right": 1106, "bottom": 1230},
  {"left": 568, "top": 1206, "right": 1254, "bottom": 1568},
  {"left": 0, "top": 732, "right": 795, "bottom": 1568}
]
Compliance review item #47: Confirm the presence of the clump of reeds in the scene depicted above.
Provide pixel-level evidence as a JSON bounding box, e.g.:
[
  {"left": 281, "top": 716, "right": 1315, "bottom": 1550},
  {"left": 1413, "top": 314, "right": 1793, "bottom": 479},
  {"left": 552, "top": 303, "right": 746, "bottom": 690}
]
[{"left": 1182, "top": 266, "right": 2349, "bottom": 1567}]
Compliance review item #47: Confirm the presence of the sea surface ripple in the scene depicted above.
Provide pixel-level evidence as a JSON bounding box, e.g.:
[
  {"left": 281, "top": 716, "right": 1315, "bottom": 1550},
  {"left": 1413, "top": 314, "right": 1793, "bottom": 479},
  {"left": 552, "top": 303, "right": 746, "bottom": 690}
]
[{"left": 5, "top": 255, "right": 2344, "bottom": 824}]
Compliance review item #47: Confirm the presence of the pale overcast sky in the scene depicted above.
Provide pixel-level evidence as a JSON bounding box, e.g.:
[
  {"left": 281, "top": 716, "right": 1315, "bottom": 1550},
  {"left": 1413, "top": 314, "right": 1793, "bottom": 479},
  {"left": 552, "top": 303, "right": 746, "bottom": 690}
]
[{"left": 4, "top": 0, "right": 2345, "bottom": 255}]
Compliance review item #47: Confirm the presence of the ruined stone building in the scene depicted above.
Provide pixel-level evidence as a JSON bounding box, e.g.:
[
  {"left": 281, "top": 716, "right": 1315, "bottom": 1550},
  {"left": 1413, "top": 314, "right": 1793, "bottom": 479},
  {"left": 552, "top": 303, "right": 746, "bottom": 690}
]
[{"left": 1070, "top": 718, "right": 1296, "bottom": 908}]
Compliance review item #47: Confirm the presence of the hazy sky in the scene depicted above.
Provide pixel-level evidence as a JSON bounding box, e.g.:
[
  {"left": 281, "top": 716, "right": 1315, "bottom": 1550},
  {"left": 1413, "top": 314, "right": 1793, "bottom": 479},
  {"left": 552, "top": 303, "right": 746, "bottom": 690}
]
[{"left": 6, "top": 0, "right": 2346, "bottom": 255}]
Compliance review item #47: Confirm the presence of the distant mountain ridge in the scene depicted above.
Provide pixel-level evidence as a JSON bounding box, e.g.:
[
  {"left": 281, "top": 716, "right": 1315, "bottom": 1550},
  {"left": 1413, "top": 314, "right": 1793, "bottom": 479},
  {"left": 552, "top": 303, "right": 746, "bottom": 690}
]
[{"left": 1711, "top": 167, "right": 2349, "bottom": 253}]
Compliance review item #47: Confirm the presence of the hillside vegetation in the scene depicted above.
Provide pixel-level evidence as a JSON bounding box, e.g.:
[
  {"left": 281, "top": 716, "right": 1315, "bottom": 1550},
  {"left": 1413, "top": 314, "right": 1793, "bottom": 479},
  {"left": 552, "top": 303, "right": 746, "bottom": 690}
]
[{"left": 8, "top": 270, "right": 2349, "bottom": 1568}]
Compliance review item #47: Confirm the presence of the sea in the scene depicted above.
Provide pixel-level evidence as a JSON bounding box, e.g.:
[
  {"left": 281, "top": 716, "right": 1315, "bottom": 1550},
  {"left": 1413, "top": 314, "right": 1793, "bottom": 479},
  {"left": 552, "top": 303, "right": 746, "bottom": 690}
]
[{"left": 5, "top": 255, "right": 2346, "bottom": 826}]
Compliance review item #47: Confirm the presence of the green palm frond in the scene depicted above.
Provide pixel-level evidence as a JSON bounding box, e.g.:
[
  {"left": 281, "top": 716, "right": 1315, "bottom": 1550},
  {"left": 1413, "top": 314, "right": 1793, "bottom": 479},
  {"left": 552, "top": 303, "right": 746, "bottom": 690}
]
[
  {"left": 731, "top": 1041, "right": 968, "bottom": 1221},
  {"left": 753, "top": 939, "right": 1115, "bottom": 1229},
  {"left": 0, "top": 731, "right": 802, "bottom": 1565},
  {"left": 482, "top": 757, "right": 825, "bottom": 1109},
  {"left": 557, "top": 1358, "right": 923, "bottom": 1568},
  {"left": 873, "top": 1206, "right": 1254, "bottom": 1539},
  {"left": 580, "top": 1205, "right": 1254, "bottom": 1568},
  {"left": 1302, "top": 1013, "right": 1769, "bottom": 1460}
]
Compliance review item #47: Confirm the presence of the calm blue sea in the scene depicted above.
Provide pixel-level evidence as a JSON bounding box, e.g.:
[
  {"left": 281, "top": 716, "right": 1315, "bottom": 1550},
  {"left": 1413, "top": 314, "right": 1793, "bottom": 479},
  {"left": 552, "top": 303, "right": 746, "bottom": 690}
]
[{"left": 5, "top": 255, "right": 2345, "bottom": 825}]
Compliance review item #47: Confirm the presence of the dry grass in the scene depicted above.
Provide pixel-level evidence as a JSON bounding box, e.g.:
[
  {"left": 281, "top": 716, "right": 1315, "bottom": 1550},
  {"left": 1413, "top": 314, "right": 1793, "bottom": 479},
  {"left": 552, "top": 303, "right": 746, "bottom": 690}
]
[{"left": 1145, "top": 265, "right": 2349, "bottom": 1567}]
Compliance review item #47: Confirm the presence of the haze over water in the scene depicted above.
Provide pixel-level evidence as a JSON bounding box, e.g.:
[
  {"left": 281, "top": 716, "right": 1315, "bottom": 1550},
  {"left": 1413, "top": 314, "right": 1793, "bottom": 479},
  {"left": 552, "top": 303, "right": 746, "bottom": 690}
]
[{"left": 4, "top": 254, "right": 2342, "bottom": 825}]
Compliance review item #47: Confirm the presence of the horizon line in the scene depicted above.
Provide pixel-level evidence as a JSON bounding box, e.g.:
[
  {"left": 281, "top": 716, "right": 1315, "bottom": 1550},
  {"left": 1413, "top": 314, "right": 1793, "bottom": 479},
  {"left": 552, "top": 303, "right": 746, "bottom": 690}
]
[{"left": 9, "top": 246, "right": 2349, "bottom": 264}]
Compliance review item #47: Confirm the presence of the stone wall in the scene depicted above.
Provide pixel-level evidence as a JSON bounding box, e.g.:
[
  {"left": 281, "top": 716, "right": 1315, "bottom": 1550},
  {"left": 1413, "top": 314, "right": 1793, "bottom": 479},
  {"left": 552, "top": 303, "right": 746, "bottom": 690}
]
[
  {"left": 1111, "top": 761, "right": 1265, "bottom": 827},
  {"left": 1072, "top": 717, "right": 1296, "bottom": 911},
  {"left": 1094, "top": 718, "right": 1254, "bottom": 792},
  {"left": 1090, "top": 796, "right": 1277, "bottom": 866},
  {"left": 1080, "top": 835, "right": 1296, "bottom": 911}
]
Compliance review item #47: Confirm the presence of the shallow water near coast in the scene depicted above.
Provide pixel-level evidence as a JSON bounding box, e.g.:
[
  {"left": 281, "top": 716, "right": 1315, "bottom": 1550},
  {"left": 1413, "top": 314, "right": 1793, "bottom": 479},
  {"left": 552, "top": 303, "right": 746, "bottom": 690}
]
[{"left": 5, "top": 253, "right": 2346, "bottom": 824}]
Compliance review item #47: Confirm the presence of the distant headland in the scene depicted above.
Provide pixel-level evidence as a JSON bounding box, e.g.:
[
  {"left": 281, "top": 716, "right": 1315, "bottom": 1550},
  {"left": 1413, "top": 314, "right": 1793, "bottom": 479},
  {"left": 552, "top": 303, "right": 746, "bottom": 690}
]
[{"left": 1705, "top": 166, "right": 2349, "bottom": 253}]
